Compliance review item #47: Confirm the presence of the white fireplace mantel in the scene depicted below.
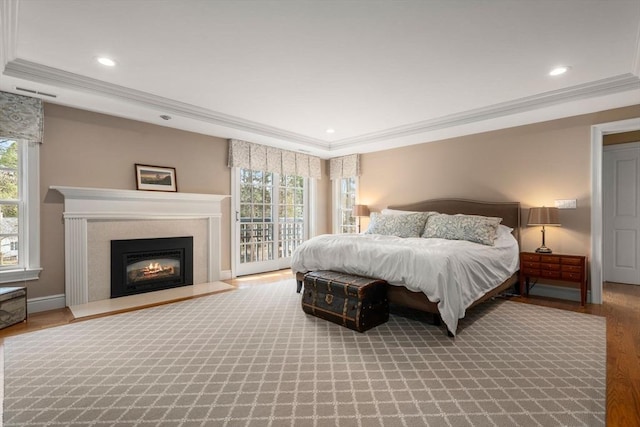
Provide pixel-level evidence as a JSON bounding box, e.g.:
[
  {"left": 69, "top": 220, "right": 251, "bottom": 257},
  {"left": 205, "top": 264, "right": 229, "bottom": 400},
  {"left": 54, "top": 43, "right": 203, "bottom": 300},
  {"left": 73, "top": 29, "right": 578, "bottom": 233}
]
[
  {"left": 52, "top": 186, "right": 229, "bottom": 219},
  {"left": 51, "top": 186, "right": 230, "bottom": 306}
]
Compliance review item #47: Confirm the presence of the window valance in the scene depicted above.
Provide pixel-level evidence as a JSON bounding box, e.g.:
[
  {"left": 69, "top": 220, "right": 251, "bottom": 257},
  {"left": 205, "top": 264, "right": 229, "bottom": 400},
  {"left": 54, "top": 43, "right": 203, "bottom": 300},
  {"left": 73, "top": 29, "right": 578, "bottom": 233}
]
[
  {"left": 228, "top": 139, "right": 321, "bottom": 179},
  {"left": 329, "top": 154, "right": 360, "bottom": 180},
  {"left": 0, "top": 91, "right": 44, "bottom": 143}
]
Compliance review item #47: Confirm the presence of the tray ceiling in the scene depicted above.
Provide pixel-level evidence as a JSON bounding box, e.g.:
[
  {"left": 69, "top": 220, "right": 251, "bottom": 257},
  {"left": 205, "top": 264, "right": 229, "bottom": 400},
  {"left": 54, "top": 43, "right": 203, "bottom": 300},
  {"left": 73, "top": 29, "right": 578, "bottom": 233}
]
[{"left": 1, "top": 0, "right": 639, "bottom": 157}]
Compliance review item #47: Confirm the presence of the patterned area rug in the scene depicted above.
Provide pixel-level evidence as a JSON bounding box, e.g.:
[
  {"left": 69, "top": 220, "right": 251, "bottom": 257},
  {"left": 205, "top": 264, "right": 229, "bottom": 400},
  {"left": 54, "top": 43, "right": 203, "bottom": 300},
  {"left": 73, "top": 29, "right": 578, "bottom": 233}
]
[{"left": 3, "top": 280, "right": 605, "bottom": 426}]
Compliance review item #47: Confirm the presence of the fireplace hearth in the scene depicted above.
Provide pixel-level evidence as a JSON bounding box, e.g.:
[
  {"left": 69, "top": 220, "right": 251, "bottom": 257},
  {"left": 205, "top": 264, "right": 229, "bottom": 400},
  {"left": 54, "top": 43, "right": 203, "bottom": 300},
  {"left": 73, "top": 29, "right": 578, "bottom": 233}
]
[{"left": 111, "top": 236, "right": 194, "bottom": 298}]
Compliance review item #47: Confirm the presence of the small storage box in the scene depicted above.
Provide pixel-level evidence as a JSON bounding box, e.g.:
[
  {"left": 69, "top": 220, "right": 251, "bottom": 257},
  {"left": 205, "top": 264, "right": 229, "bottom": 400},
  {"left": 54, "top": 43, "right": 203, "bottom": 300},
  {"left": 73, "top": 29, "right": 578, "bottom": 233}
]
[
  {"left": 302, "top": 271, "right": 388, "bottom": 332},
  {"left": 0, "top": 286, "right": 27, "bottom": 330}
]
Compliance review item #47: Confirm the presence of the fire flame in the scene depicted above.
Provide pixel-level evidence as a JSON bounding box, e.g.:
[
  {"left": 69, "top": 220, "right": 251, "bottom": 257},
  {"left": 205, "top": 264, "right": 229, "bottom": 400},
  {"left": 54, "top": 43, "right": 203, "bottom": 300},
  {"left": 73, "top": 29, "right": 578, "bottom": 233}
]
[{"left": 142, "top": 262, "right": 173, "bottom": 276}]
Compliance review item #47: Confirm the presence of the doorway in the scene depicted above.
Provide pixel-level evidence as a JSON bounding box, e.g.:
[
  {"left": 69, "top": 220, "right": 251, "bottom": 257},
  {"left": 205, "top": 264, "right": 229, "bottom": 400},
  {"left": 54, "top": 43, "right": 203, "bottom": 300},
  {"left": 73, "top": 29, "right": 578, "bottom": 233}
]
[
  {"left": 603, "top": 140, "right": 640, "bottom": 285},
  {"left": 591, "top": 118, "right": 640, "bottom": 303}
]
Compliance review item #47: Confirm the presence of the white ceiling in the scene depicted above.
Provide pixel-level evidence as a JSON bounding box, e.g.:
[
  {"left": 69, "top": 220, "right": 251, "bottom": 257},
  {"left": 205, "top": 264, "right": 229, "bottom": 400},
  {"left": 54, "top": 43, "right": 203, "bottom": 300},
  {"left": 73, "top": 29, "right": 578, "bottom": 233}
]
[{"left": 1, "top": 0, "right": 639, "bottom": 158}]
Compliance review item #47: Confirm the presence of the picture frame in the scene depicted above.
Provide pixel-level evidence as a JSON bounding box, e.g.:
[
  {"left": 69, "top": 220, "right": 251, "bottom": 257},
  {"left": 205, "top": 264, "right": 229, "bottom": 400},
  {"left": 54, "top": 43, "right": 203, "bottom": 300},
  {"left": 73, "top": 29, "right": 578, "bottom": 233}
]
[{"left": 135, "top": 164, "right": 177, "bottom": 192}]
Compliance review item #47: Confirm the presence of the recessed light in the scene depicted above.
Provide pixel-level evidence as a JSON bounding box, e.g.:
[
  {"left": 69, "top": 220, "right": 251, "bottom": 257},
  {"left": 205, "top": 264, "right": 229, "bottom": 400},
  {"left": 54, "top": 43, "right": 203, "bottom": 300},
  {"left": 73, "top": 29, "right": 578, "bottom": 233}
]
[
  {"left": 326, "top": 128, "right": 335, "bottom": 134},
  {"left": 97, "top": 57, "right": 116, "bottom": 67},
  {"left": 549, "top": 66, "right": 570, "bottom": 76}
]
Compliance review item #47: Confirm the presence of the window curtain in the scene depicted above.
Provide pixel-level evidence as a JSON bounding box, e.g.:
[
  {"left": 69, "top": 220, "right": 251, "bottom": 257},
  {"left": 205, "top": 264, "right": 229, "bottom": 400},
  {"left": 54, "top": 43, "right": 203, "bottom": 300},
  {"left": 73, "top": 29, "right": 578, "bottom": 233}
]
[
  {"left": 329, "top": 154, "right": 360, "bottom": 180},
  {"left": 228, "top": 139, "right": 321, "bottom": 179},
  {"left": 0, "top": 91, "right": 44, "bottom": 143}
]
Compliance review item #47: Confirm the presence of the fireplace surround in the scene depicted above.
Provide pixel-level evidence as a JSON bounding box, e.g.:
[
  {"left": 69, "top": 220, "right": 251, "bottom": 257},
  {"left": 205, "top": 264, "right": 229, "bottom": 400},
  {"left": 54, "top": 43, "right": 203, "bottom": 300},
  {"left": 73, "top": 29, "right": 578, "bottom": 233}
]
[
  {"left": 52, "top": 186, "right": 229, "bottom": 307},
  {"left": 111, "top": 236, "right": 194, "bottom": 298}
]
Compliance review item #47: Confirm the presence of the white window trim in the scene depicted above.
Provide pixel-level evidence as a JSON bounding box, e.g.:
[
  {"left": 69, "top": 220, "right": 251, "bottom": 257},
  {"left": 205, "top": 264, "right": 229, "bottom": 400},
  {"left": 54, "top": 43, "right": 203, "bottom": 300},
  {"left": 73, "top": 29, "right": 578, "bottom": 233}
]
[
  {"left": 332, "top": 179, "right": 341, "bottom": 234},
  {"left": 0, "top": 141, "right": 41, "bottom": 284},
  {"left": 307, "top": 178, "right": 317, "bottom": 238}
]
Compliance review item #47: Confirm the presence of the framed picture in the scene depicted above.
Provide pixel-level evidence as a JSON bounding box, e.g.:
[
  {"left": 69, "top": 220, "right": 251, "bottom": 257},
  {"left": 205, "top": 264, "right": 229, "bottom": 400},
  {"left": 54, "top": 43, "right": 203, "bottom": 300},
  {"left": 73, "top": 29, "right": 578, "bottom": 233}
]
[{"left": 135, "top": 164, "right": 177, "bottom": 192}]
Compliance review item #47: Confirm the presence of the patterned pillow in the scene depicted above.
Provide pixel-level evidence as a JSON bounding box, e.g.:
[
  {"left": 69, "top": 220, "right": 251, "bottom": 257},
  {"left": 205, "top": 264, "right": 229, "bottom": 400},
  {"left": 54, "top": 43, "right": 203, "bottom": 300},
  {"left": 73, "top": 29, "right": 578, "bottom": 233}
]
[
  {"left": 422, "top": 213, "right": 502, "bottom": 245},
  {"left": 364, "top": 212, "right": 432, "bottom": 238}
]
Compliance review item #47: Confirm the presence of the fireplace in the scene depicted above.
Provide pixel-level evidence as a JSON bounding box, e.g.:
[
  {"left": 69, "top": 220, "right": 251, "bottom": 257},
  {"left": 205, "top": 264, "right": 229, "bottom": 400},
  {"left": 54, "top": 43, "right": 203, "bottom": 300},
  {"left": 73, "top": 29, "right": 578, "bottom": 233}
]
[{"left": 111, "top": 236, "right": 194, "bottom": 298}]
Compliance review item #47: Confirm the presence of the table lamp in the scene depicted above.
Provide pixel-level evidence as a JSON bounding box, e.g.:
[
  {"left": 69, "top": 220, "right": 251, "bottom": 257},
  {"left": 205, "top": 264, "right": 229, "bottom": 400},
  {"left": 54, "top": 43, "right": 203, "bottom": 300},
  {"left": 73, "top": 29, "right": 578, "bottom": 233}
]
[
  {"left": 352, "top": 204, "right": 370, "bottom": 233},
  {"left": 527, "top": 206, "right": 561, "bottom": 253}
]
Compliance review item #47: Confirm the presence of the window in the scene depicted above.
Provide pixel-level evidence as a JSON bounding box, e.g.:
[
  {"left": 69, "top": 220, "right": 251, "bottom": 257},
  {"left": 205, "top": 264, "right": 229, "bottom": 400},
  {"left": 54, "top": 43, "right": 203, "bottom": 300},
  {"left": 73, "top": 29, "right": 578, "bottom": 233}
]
[
  {"left": 0, "top": 139, "right": 40, "bottom": 283},
  {"left": 0, "top": 140, "right": 19, "bottom": 267},
  {"left": 333, "top": 177, "right": 357, "bottom": 234}
]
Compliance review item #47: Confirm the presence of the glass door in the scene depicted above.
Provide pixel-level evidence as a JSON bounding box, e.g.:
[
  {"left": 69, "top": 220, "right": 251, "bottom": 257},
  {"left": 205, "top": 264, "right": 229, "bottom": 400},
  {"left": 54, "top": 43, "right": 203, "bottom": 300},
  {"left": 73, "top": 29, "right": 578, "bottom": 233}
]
[
  {"left": 278, "top": 174, "right": 306, "bottom": 261},
  {"left": 234, "top": 168, "right": 307, "bottom": 276}
]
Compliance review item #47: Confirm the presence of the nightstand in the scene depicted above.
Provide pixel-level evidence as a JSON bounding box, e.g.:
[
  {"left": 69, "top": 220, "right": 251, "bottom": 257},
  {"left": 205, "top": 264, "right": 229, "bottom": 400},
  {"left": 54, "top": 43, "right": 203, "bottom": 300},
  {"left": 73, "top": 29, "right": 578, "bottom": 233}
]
[{"left": 519, "top": 252, "right": 588, "bottom": 306}]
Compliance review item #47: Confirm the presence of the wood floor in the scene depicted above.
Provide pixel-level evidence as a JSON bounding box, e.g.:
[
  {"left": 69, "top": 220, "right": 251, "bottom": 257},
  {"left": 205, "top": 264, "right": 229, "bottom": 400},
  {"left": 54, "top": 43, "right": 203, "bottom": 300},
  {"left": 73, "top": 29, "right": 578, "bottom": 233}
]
[
  {"left": 508, "top": 282, "right": 640, "bottom": 427},
  {"left": 1, "top": 270, "right": 638, "bottom": 426}
]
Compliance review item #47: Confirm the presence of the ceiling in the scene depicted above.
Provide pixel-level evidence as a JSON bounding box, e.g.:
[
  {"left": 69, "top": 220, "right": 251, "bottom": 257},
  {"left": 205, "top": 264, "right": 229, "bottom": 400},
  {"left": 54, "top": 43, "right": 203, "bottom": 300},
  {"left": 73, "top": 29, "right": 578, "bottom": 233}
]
[{"left": 1, "top": 0, "right": 639, "bottom": 158}]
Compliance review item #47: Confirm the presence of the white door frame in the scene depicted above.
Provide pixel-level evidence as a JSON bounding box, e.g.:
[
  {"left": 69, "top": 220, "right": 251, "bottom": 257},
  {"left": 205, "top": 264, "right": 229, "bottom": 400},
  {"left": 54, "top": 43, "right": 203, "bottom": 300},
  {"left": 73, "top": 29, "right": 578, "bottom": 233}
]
[{"left": 591, "top": 117, "right": 640, "bottom": 303}]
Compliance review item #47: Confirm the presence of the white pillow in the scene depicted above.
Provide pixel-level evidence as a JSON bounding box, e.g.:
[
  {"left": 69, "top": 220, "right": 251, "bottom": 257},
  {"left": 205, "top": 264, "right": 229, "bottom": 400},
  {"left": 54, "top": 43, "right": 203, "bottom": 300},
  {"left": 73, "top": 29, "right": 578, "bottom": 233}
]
[
  {"left": 497, "top": 224, "right": 514, "bottom": 237},
  {"left": 380, "top": 208, "right": 423, "bottom": 216}
]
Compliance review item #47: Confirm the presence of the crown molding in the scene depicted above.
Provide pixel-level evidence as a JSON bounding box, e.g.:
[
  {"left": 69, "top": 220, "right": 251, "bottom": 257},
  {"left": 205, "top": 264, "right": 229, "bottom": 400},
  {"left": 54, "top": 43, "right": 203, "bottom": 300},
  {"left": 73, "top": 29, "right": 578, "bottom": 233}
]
[
  {"left": 329, "top": 73, "right": 640, "bottom": 150},
  {"left": 3, "top": 58, "right": 331, "bottom": 150},
  {"left": 0, "top": 0, "right": 19, "bottom": 68},
  {"left": 4, "top": 58, "right": 639, "bottom": 155}
]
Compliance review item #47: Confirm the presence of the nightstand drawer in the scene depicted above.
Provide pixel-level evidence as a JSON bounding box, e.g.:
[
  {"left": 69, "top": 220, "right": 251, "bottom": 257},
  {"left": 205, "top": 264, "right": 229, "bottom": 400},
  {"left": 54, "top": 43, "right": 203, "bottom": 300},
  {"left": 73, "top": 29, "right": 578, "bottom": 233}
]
[
  {"left": 522, "top": 261, "right": 540, "bottom": 270},
  {"left": 541, "top": 263, "right": 561, "bottom": 271},
  {"left": 522, "top": 268, "right": 540, "bottom": 276},
  {"left": 541, "top": 270, "right": 561, "bottom": 279},
  {"left": 522, "top": 254, "right": 540, "bottom": 262},
  {"left": 562, "top": 265, "right": 582, "bottom": 273},
  {"left": 540, "top": 255, "right": 560, "bottom": 264},
  {"left": 562, "top": 272, "right": 582, "bottom": 281},
  {"left": 562, "top": 257, "right": 583, "bottom": 266}
]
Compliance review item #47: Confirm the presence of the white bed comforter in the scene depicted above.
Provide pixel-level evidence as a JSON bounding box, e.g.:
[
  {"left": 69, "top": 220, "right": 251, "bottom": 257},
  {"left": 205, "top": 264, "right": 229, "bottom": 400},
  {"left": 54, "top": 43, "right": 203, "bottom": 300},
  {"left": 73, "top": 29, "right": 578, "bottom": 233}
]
[{"left": 291, "top": 231, "right": 519, "bottom": 335}]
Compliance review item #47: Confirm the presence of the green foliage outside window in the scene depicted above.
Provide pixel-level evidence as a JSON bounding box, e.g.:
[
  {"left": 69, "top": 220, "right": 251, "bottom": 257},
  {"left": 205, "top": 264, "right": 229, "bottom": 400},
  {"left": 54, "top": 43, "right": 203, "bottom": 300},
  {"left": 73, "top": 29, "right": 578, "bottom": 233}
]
[
  {"left": 0, "top": 139, "right": 19, "bottom": 266},
  {"left": 0, "top": 140, "right": 18, "bottom": 218}
]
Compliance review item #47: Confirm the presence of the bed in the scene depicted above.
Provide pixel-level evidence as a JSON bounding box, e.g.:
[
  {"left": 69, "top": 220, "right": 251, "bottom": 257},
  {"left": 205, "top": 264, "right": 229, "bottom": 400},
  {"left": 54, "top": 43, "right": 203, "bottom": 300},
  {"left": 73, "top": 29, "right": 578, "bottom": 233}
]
[{"left": 292, "top": 198, "right": 521, "bottom": 336}]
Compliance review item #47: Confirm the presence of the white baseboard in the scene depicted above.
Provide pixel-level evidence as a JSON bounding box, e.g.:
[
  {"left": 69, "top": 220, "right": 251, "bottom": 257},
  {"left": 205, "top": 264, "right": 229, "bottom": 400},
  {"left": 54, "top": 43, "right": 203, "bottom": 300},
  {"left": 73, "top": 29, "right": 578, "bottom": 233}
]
[
  {"left": 527, "top": 283, "right": 590, "bottom": 303},
  {"left": 220, "top": 270, "right": 232, "bottom": 280},
  {"left": 27, "top": 294, "right": 66, "bottom": 313}
]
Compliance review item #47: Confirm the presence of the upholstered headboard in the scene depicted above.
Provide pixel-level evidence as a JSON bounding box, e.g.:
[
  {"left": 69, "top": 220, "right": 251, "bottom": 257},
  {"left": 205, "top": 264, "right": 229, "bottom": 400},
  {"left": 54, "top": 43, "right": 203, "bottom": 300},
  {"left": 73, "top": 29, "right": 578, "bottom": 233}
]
[{"left": 387, "top": 198, "right": 521, "bottom": 246}]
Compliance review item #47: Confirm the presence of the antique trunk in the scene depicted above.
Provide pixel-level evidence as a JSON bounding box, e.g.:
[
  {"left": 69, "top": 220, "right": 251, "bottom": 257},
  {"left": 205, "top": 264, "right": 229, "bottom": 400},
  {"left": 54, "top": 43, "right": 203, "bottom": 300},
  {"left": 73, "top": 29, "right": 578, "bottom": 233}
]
[
  {"left": 0, "top": 286, "right": 27, "bottom": 330},
  {"left": 302, "top": 271, "right": 388, "bottom": 332}
]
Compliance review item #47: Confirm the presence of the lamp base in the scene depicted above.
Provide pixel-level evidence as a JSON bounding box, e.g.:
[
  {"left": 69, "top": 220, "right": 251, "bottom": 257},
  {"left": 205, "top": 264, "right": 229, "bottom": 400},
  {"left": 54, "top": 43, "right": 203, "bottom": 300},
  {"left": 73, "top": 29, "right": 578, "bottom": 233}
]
[{"left": 535, "top": 246, "right": 553, "bottom": 254}]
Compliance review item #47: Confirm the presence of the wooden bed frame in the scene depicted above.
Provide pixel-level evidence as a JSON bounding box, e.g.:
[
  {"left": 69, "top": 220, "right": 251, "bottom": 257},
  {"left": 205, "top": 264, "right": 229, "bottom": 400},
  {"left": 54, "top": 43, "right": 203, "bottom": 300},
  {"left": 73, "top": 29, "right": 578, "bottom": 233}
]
[{"left": 296, "top": 198, "right": 521, "bottom": 335}]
